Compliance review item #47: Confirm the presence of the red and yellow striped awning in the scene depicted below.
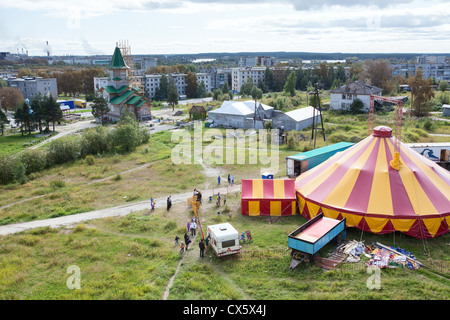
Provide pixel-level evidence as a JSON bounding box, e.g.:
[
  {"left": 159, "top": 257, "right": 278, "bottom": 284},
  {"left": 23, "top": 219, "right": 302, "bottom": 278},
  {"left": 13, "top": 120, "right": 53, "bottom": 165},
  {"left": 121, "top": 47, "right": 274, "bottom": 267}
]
[
  {"left": 295, "top": 126, "right": 450, "bottom": 239},
  {"left": 241, "top": 179, "right": 296, "bottom": 216}
]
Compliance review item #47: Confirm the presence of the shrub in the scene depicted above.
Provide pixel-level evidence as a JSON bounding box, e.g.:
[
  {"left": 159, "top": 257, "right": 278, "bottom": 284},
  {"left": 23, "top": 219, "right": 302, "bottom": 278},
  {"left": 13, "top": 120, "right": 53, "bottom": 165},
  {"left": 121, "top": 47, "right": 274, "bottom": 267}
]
[
  {"left": 0, "top": 154, "right": 27, "bottom": 185},
  {"left": 19, "top": 149, "right": 47, "bottom": 175},
  {"left": 50, "top": 179, "right": 65, "bottom": 189},
  {"left": 423, "top": 118, "right": 434, "bottom": 131},
  {"left": 85, "top": 155, "right": 95, "bottom": 166},
  {"left": 112, "top": 124, "right": 139, "bottom": 152},
  {"left": 80, "top": 126, "right": 111, "bottom": 157},
  {"left": 46, "top": 137, "right": 81, "bottom": 165}
]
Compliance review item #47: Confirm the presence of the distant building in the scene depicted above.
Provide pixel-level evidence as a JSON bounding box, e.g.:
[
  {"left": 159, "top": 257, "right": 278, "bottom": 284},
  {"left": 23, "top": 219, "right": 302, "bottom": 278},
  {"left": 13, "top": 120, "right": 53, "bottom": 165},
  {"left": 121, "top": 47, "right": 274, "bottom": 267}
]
[
  {"left": 238, "top": 56, "right": 277, "bottom": 68},
  {"left": 144, "top": 72, "right": 213, "bottom": 100},
  {"left": 391, "top": 59, "right": 450, "bottom": 82},
  {"left": 7, "top": 77, "right": 58, "bottom": 100},
  {"left": 443, "top": 104, "right": 450, "bottom": 117},
  {"left": 329, "top": 81, "right": 382, "bottom": 112},
  {"left": 207, "top": 100, "right": 274, "bottom": 129},
  {"left": 141, "top": 57, "right": 158, "bottom": 71},
  {"left": 272, "top": 106, "right": 322, "bottom": 131},
  {"left": 97, "top": 46, "right": 152, "bottom": 122},
  {"left": 230, "top": 67, "right": 266, "bottom": 92}
]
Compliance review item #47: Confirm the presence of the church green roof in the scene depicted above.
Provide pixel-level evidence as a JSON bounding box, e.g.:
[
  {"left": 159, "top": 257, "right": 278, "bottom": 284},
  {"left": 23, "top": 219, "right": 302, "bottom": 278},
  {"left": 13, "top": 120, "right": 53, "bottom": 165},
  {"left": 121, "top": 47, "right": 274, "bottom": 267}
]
[
  {"left": 108, "top": 47, "right": 128, "bottom": 70},
  {"left": 109, "top": 90, "right": 133, "bottom": 104},
  {"left": 103, "top": 85, "right": 128, "bottom": 94}
]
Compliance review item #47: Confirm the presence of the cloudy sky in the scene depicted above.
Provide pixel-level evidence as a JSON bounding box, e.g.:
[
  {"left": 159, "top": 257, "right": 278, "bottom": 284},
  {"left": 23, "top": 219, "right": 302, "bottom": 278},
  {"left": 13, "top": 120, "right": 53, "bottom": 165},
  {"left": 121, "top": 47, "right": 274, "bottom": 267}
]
[{"left": 0, "top": 0, "right": 449, "bottom": 56}]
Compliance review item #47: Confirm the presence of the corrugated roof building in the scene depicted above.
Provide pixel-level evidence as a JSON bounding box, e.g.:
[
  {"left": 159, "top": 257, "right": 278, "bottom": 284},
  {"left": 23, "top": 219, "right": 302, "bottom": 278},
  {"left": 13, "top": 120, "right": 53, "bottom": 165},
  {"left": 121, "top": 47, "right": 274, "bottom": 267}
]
[{"left": 272, "top": 106, "right": 322, "bottom": 131}]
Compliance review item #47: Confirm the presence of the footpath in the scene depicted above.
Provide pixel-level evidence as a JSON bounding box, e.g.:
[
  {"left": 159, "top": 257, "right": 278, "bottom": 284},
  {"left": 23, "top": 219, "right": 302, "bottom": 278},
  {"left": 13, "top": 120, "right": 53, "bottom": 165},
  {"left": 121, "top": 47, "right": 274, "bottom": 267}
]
[{"left": 0, "top": 184, "right": 241, "bottom": 236}]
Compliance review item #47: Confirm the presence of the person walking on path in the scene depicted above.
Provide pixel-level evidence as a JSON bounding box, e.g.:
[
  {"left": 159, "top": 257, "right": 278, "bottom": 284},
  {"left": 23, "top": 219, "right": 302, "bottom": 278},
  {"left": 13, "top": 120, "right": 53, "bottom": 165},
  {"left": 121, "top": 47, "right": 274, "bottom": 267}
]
[
  {"left": 227, "top": 174, "right": 231, "bottom": 185},
  {"left": 205, "top": 234, "right": 210, "bottom": 252},
  {"left": 167, "top": 196, "right": 172, "bottom": 211},
  {"left": 187, "top": 221, "right": 191, "bottom": 233},
  {"left": 151, "top": 197, "right": 155, "bottom": 210},
  {"left": 199, "top": 239, "right": 205, "bottom": 258},
  {"left": 216, "top": 192, "right": 221, "bottom": 206},
  {"left": 217, "top": 175, "right": 221, "bottom": 185},
  {"left": 174, "top": 235, "right": 180, "bottom": 245},
  {"left": 180, "top": 241, "right": 185, "bottom": 253},
  {"left": 184, "top": 233, "right": 190, "bottom": 251},
  {"left": 191, "top": 220, "right": 197, "bottom": 237},
  {"left": 231, "top": 174, "right": 234, "bottom": 185}
]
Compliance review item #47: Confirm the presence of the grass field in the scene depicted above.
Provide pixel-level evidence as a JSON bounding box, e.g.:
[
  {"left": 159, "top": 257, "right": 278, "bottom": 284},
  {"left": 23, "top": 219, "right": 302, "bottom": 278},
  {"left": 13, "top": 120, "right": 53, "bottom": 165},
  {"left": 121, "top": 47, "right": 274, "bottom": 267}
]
[
  {"left": 0, "top": 103, "right": 449, "bottom": 301},
  {"left": 0, "top": 193, "right": 448, "bottom": 300}
]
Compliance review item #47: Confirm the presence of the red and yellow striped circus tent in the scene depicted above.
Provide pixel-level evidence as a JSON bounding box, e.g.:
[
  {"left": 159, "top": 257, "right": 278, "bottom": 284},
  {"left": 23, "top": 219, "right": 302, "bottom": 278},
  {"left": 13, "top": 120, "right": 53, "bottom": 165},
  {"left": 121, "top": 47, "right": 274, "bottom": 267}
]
[
  {"left": 295, "top": 126, "right": 450, "bottom": 239},
  {"left": 241, "top": 179, "right": 296, "bottom": 216}
]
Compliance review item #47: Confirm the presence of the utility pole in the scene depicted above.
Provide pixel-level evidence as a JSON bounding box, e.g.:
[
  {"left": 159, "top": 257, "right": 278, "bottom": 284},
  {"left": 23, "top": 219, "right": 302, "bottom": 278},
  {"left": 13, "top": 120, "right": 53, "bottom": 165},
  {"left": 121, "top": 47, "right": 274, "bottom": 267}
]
[{"left": 309, "top": 83, "right": 327, "bottom": 149}]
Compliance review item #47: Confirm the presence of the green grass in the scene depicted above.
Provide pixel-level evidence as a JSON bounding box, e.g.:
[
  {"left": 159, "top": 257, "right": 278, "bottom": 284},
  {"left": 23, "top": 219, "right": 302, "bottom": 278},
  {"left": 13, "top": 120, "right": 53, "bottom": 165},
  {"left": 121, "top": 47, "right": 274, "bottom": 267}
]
[
  {"left": 1, "top": 193, "right": 447, "bottom": 300},
  {"left": 0, "top": 132, "right": 51, "bottom": 156}
]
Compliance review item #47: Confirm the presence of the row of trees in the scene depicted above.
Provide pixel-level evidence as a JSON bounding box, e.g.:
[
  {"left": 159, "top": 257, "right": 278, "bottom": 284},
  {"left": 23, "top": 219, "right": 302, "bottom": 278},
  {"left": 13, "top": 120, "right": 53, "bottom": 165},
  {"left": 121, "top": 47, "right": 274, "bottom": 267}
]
[
  {"left": 0, "top": 109, "right": 150, "bottom": 185},
  {"left": 56, "top": 68, "right": 107, "bottom": 96},
  {"left": 13, "top": 94, "right": 63, "bottom": 135}
]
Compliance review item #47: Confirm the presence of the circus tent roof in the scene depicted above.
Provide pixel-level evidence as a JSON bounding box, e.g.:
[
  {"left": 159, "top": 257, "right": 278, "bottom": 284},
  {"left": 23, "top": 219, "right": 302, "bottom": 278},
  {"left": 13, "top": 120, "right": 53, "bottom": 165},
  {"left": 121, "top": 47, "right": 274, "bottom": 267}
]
[{"left": 295, "top": 126, "right": 450, "bottom": 239}]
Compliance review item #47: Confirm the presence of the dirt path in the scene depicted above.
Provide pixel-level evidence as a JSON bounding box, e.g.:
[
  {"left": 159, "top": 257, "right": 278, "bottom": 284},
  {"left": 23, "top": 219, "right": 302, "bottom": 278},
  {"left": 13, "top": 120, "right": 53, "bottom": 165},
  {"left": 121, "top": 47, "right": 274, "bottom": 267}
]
[
  {"left": 0, "top": 184, "right": 241, "bottom": 236},
  {"left": 30, "top": 120, "right": 97, "bottom": 150}
]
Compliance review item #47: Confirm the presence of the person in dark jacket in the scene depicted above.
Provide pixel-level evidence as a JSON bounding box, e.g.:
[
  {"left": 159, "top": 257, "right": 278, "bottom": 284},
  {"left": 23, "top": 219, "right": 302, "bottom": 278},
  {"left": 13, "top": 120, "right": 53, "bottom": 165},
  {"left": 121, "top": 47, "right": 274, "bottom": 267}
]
[
  {"left": 199, "top": 239, "right": 205, "bottom": 258},
  {"left": 167, "top": 196, "right": 172, "bottom": 210}
]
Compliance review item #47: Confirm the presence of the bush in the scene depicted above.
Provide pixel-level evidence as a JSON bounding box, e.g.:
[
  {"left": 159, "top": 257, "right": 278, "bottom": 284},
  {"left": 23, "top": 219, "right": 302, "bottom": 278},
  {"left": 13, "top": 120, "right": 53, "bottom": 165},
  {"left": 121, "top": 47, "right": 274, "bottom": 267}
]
[
  {"left": 0, "top": 154, "right": 27, "bottom": 185},
  {"left": 85, "top": 155, "right": 95, "bottom": 166},
  {"left": 46, "top": 137, "right": 81, "bottom": 165},
  {"left": 19, "top": 149, "right": 47, "bottom": 175},
  {"left": 112, "top": 124, "right": 140, "bottom": 152},
  {"left": 80, "top": 126, "right": 111, "bottom": 157},
  {"left": 423, "top": 118, "right": 434, "bottom": 131}
]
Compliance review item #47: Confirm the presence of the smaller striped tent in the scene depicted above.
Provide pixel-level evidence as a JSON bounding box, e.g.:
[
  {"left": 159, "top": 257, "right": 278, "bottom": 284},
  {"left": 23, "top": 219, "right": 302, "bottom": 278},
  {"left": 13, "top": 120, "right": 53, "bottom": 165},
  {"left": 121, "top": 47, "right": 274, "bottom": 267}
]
[{"left": 241, "top": 179, "right": 296, "bottom": 216}]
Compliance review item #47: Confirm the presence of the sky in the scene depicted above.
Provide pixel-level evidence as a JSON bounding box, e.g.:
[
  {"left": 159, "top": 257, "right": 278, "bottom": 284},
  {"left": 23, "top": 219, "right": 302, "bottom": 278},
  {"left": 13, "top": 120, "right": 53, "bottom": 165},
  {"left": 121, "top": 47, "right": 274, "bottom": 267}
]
[{"left": 0, "top": 0, "right": 449, "bottom": 56}]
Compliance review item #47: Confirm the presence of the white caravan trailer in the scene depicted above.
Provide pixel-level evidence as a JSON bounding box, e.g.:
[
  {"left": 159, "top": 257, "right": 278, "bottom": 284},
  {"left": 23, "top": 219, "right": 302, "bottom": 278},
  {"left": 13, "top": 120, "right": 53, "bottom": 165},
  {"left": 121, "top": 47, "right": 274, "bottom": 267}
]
[{"left": 207, "top": 223, "right": 241, "bottom": 257}]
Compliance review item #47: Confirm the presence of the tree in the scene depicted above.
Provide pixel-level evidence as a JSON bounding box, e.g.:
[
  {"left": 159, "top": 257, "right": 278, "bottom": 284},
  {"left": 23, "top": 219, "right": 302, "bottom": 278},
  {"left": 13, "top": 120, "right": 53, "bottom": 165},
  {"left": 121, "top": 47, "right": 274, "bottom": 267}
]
[
  {"left": 0, "top": 108, "right": 9, "bottom": 135},
  {"left": 438, "top": 80, "right": 449, "bottom": 92},
  {"left": 240, "top": 77, "right": 254, "bottom": 96},
  {"left": 213, "top": 89, "right": 222, "bottom": 101},
  {"left": 167, "top": 78, "right": 179, "bottom": 111},
  {"left": 30, "top": 94, "right": 45, "bottom": 133},
  {"left": 196, "top": 80, "right": 207, "bottom": 98},
  {"left": 363, "top": 59, "right": 393, "bottom": 94},
  {"left": 284, "top": 72, "right": 297, "bottom": 96},
  {"left": 159, "top": 75, "right": 169, "bottom": 100},
  {"left": 43, "top": 94, "right": 63, "bottom": 132},
  {"left": 0, "top": 87, "right": 24, "bottom": 112},
  {"left": 14, "top": 102, "right": 31, "bottom": 135},
  {"left": 264, "top": 67, "right": 274, "bottom": 91},
  {"left": 349, "top": 98, "right": 364, "bottom": 114},
  {"left": 91, "top": 95, "right": 110, "bottom": 124},
  {"left": 185, "top": 71, "right": 198, "bottom": 98},
  {"left": 222, "top": 82, "right": 229, "bottom": 94},
  {"left": 407, "top": 68, "right": 434, "bottom": 117}
]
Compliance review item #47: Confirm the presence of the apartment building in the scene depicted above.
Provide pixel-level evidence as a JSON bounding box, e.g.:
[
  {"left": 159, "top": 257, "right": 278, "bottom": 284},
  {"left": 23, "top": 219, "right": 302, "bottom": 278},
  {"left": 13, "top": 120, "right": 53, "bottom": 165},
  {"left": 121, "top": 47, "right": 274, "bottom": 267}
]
[
  {"left": 230, "top": 67, "right": 266, "bottom": 92},
  {"left": 7, "top": 77, "right": 58, "bottom": 100},
  {"left": 238, "top": 56, "right": 277, "bottom": 68},
  {"left": 144, "top": 73, "right": 212, "bottom": 99}
]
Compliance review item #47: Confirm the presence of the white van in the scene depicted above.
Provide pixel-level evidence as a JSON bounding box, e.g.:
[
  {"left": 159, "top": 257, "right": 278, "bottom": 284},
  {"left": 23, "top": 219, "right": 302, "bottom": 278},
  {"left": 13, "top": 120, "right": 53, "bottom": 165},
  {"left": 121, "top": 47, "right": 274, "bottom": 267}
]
[{"left": 207, "top": 223, "right": 241, "bottom": 257}]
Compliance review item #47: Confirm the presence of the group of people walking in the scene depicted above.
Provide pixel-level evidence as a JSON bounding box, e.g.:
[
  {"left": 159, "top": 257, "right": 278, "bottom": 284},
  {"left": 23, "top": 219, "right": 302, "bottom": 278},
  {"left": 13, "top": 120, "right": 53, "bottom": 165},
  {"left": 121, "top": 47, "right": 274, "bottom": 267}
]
[
  {"left": 217, "top": 174, "right": 235, "bottom": 186},
  {"left": 174, "top": 217, "right": 210, "bottom": 258}
]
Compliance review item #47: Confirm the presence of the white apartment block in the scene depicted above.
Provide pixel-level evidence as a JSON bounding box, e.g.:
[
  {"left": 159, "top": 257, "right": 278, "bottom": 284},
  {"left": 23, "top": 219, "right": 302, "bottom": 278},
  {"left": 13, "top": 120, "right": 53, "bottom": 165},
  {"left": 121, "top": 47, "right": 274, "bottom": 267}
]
[
  {"left": 231, "top": 67, "right": 266, "bottom": 92},
  {"left": 144, "top": 73, "right": 212, "bottom": 99},
  {"left": 238, "top": 56, "right": 277, "bottom": 68},
  {"left": 238, "top": 56, "right": 258, "bottom": 68},
  {"left": 7, "top": 77, "right": 58, "bottom": 100}
]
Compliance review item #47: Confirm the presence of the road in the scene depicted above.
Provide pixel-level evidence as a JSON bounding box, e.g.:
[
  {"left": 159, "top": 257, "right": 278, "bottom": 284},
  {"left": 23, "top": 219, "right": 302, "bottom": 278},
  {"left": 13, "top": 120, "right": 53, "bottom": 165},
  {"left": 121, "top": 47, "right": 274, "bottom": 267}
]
[{"left": 0, "top": 184, "right": 241, "bottom": 236}]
